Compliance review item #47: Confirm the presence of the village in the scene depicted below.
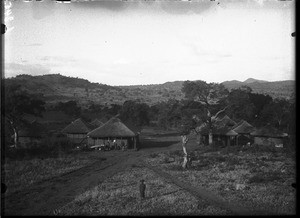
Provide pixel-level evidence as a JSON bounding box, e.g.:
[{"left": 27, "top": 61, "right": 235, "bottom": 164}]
[
  {"left": 2, "top": 0, "right": 295, "bottom": 216},
  {"left": 13, "top": 112, "right": 289, "bottom": 152},
  {"left": 2, "top": 81, "right": 296, "bottom": 215}
]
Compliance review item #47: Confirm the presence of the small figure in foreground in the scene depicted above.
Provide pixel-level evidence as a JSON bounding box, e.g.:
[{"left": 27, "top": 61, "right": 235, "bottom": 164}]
[{"left": 139, "top": 179, "right": 146, "bottom": 200}]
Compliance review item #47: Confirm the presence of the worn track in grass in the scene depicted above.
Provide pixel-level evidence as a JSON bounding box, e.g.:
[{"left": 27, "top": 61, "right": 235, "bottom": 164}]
[
  {"left": 3, "top": 151, "right": 143, "bottom": 215},
  {"left": 139, "top": 161, "right": 271, "bottom": 216},
  {"left": 3, "top": 136, "right": 271, "bottom": 216}
]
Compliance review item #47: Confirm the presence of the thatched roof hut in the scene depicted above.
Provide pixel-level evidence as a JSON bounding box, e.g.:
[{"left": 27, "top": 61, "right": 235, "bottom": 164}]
[
  {"left": 226, "top": 130, "right": 238, "bottom": 136},
  {"left": 215, "top": 115, "right": 236, "bottom": 127},
  {"left": 87, "top": 117, "right": 136, "bottom": 138},
  {"left": 90, "top": 119, "right": 104, "bottom": 127},
  {"left": 198, "top": 124, "right": 233, "bottom": 136},
  {"left": 62, "top": 118, "right": 95, "bottom": 134},
  {"left": 232, "top": 120, "right": 244, "bottom": 130},
  {"left": 232, "top": 120, "right": 254, "bottom": 134},
  {"left": 250, "top": 124, "right": 288, "bottom": 138},
  {"left": 250, "top": 124, "right": 288, "bottom": 146},
  {"left": 221, "top": 115, "right": 236, "bottom": 126}
]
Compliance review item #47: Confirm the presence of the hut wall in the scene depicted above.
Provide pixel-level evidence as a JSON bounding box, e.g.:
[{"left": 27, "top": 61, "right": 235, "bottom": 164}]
[
  {"left": 237, "top": 135, "right": 253, "bottom": 146},
  {"left": 67, "top": 133, "right": 87, "bottom": 142}
]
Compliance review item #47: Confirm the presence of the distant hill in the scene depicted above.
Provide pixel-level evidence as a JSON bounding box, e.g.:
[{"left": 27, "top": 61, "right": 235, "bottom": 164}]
[
  {"left": 221, "top": 79, "right": 295, "bottom": 100},
  {"left": 5, "top": 74, "right": 294, "bottom": 107},
  {"left": 243, "top": 78, "right": 268, "bottom": 83}
]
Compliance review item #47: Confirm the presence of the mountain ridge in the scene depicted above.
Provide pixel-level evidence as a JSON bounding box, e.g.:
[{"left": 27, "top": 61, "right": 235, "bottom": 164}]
[{"left": 5, "top": 74, "right": 295, "bottom": 107}]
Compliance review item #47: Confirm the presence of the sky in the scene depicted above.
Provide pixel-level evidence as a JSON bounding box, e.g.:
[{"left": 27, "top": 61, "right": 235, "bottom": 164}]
[{"left": 4, "top": 0, "right": 295, "bottom": 86}]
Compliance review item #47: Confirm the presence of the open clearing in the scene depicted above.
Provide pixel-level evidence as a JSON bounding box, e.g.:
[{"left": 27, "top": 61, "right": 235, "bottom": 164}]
[{"left": 2, "top": 129, "right": 296, "bottom": 215}]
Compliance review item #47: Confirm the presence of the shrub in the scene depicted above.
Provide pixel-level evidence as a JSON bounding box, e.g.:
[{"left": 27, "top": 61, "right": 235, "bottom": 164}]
[
  {"left": 227, "top": 157, "right": 240, "bottom": 166},
  {"left": 169, "top": 150, "right": 182, "bottom": 157},
  {"left": 149, "top": 153, "right": 159, "bottom": 158},
  {"left": 214, "top": 156, "right": 226, "bottom": 163}
]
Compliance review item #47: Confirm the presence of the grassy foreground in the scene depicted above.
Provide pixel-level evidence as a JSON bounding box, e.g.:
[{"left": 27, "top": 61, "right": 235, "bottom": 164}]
[
  {"left": 3, "top": 151, "right": 102, "bottom": 195},
  {"left": 145, "top": 145, "right": 296, "bottom": 215},
  {"left": 55, "top": 166, "right": 231, "bottom": 215}
]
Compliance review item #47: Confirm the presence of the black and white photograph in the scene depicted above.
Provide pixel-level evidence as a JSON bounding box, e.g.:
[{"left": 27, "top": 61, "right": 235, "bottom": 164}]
[{"left": 1, "top": 0, "right": 296, "bottom": 216}]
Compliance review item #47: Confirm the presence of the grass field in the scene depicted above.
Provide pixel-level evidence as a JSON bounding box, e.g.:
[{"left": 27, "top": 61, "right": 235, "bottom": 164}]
[
  {"left": 144, "top": 145, "right": 296, "bottom": 215},
  {"left": 3, "top": 128, "right": 296, "bottom": 215},
  {"left": 4, "top": 151, "right": 103, "bottom": 195},
  {"left": 55, "top": 166, "right": 231, "bottom": 215}
]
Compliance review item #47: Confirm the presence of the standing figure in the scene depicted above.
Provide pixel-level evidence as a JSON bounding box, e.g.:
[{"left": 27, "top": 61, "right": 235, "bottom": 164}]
[
  {"left": 121, "top": 141, "right": 125, "bottom": 151},
  {"left": 181, "top": 134, "right": 190, "bottom": 169},
  {"left": 113, "top": 139, "right": 117, "bottom": 150},
  {"left": 139, "top": 179, "right": 146, "bottom": 200}
]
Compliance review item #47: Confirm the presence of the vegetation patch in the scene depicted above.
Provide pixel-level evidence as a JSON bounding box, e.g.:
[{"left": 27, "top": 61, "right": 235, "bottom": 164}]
[
  {"left": 56, "top": 167, "right": 230, "bottom": 215},
  {"left": 4, "top": 152, "right": 101, "bottom": 194},
  {"left": 144, "top": 146, "right": 296, "bottom": 215}
]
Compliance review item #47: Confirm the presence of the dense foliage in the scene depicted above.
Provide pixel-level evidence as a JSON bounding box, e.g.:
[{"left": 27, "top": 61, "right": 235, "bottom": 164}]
[{"left": 3, "top": 77, "right": 295, "bottom": 148}]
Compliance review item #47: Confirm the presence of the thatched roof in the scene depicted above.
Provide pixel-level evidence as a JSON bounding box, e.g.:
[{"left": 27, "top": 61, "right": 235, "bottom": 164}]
[
  {"left": 226, "top": 130, "right": 238, "bottom": 136},
  {"left": 61, "top": 118, "right": 95, "bottom": 134},
  {"left": 199, "top": 125, "right": 233, "bottom": 136},
  {"left": 232, "top": 120, "right": 244, "bottom": 130},
  {"left": 250, "top": 124, "right": 288, "bottom": 138},
  {"left": 220, "top": 115, "right": 236, "bottom": 126},
  {"left": 232, "top": 121, "right": 254, "bottom": 134},
  {"left": 214, "top": 115, "right": 236, "bottom": 127},
  {"left": 90, "top": 119, "right": 104, "bottom": 127},
  {"left": 87, "top": 117, "right": 136, "bottom": 138}
]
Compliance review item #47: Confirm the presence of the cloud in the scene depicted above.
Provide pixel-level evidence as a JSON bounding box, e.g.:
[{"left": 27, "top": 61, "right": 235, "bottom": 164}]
[
  {"left": 184, "top": 42, "right": 232, "bottom": 60},
  {"left": 73, "top": 0, "right": 130, "bottom": 11},
  {"left": 31, "top": 0, "right": 55, "bottom": 20},
  {"left": 39, "top": 56, "right": 77, "bottom": 64},
  {"left": 159, "top": 1, "right": 215, "bottom": 15},
  {"left": 26, "top": 43, "right": 43, "bottom": 47},
  {"left": 5, "top": 63, "right": 51, "bottom": 78}
]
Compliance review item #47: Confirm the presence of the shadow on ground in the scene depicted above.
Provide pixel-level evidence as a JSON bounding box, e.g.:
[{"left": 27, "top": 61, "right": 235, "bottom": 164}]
[{"left": 139, "top": 139, "right": 179, "bottom": 149}]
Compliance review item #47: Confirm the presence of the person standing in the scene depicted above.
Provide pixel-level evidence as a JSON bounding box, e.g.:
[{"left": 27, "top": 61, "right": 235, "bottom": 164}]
[{"left": 139, "top": 179, "right": 146, "bottom": 200}]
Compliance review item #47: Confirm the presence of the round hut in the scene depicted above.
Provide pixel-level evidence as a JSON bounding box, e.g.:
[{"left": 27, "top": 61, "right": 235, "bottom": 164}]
[
  {"left": 250, "top": 124, "right": 288, "bottom": 147},
  {"left": 61, "top": 118, "right": 96, "bottom": 145},
  {"left": 87, "top": 117, "right": 139, "bottom": 150}
]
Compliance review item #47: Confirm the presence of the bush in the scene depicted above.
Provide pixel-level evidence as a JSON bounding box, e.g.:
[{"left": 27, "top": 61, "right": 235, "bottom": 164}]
[
  {"left": 227, "top": 157, "right": 240, "bottom": 166},
  {"left": 169, "top": 150, "right": 182, "bottom": 157},
  {"left": 149, "top": 153, "right": 159, "bottom": 158},
  {"left": 5, "top": 136, "right": 75, "bottom": 160},
  {"left": 214, "top": 156, "right": 226, "bottom": 163},
  {"left": 241, "top": 144, "right": 277, "bottom": 153}
]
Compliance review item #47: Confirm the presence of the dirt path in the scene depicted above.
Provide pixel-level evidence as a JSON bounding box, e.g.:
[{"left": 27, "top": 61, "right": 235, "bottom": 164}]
[
  {"left": 140, "top": 162, "right": 270, "bottom": 216},
  {"left": 3, "top": 138, "right": 268, "bottom": 216},
  {"left": 3, "top": 139, "right": 184, "bottom": 216},
  {"left": 3, "top": 151, "right": 144, "bottom": 215}
]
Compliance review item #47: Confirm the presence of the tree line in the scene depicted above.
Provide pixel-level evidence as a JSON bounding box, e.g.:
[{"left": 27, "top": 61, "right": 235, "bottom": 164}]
[{"left": 3, "top": 80, "right": 295, "bottom": 148}]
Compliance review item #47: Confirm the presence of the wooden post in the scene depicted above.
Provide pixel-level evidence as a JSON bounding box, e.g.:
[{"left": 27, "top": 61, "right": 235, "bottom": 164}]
[{"left": 134, "top": 137, "right": 137, "bottom": 150}]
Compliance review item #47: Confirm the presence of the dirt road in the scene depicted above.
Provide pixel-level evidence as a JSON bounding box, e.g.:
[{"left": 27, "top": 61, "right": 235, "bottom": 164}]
[
  {"left": 3, "top": 136, "right": 266, "bottom": 216},
  {"left": 3, "top": 138, "right": 185, "bottom": 215}
]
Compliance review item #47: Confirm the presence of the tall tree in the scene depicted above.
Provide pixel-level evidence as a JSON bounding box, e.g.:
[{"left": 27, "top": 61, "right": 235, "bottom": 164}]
[
  {"left": 227, "top": 86, "right": 255, "bottom": 122},
  {"left": 249, "top": 92, "right": 272, "bottom": 126},
  {"left": 260, "top": 98, "right": 290, "bottom": 130},
  {"left": 119, "top": 100, "right": 150, "bottom": 126},
  {"left": 182, "top": 80, "right": 229, "bottom": 145},
  {"left": 4, "top": 84, "right": 45, "bottom": 148}
]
